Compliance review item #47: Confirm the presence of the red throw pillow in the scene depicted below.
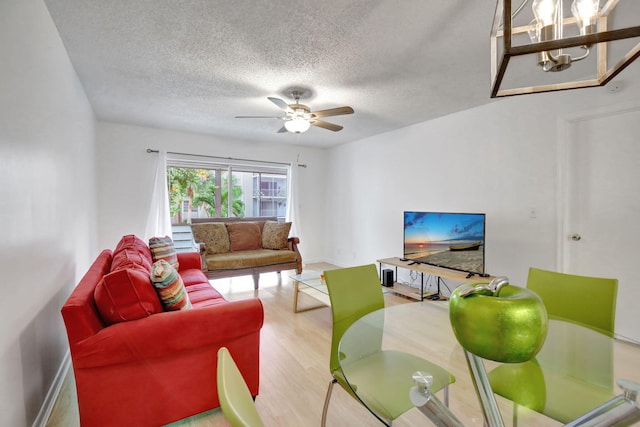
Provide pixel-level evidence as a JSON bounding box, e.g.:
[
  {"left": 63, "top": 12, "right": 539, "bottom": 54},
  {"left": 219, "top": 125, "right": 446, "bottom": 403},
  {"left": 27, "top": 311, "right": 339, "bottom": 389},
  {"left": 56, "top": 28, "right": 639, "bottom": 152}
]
[
  {"left": 112, "top": 235, "right": 153, "bottom": 272},
  {"left": 94, "top": 268, "right": 163, "bottom": 325},
  {"left": 111, "top": 248, "right": 152, "bottom": 273}
]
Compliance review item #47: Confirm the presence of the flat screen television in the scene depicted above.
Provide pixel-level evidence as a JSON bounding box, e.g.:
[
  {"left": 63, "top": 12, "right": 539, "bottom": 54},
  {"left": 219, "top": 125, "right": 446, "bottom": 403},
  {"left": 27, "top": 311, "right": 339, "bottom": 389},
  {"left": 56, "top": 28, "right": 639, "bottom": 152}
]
[{"left": 403, "top": 211, "right": 486, "bottom": 274}]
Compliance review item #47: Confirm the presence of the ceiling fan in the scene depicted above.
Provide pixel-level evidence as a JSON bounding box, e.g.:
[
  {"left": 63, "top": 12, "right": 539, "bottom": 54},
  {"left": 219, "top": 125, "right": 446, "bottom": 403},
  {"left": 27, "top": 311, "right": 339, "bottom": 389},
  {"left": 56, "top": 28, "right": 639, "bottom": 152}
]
[{"left": 236, "top": 90, "right": 354, "bottom": 134}]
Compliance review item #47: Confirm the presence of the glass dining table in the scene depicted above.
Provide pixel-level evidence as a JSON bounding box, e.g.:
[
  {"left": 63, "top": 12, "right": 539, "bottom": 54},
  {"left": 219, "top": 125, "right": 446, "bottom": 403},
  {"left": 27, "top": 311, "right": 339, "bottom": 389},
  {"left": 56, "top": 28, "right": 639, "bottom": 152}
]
[{"left": 338, "top": 301, "right": 640, "bottom": 426}]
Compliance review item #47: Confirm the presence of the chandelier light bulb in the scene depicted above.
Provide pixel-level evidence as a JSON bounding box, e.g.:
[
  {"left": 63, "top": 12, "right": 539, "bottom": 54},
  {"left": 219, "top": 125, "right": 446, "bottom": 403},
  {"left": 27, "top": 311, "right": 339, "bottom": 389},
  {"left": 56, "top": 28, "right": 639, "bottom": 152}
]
[
  {"left": 527, "top": 19, "right": 542, "bottom": 43},
  {"left": 528, "top": 20, "right": 552, "bottom": 67},
  {"left": 532, "top": 0, "right": 559, "bottom": 27},
  {"left": 571, "top": 0, "right": 600, "bottom": 35}
]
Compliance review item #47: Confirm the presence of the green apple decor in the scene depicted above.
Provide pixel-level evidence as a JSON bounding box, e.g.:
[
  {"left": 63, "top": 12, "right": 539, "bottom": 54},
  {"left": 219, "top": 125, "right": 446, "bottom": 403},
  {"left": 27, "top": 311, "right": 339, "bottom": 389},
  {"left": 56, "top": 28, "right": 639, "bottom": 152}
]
[{"left": 449, "top": 277, "right": 548, "bottom": 363}]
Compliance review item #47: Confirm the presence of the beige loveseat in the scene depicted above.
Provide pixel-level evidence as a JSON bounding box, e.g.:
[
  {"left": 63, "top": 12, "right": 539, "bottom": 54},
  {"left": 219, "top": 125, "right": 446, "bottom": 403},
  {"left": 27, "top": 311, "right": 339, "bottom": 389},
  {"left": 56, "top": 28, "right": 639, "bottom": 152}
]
[{"left": 191, "top": 218, "right": 302, "bottom": 289}]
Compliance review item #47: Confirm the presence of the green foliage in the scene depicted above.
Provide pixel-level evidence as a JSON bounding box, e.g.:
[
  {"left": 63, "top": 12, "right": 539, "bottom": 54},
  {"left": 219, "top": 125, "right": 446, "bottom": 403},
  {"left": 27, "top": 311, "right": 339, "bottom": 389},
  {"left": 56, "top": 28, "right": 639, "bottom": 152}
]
[{"left": 168, "top": 167, "right": 245, "bottom": 223}]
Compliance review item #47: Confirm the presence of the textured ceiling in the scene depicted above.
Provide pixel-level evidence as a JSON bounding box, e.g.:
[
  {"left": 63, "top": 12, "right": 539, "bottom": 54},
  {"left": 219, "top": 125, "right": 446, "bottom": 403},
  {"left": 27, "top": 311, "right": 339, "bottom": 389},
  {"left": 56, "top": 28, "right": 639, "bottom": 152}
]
[{"left": 44, "top": 0, "right": 500, "bottom": 147}]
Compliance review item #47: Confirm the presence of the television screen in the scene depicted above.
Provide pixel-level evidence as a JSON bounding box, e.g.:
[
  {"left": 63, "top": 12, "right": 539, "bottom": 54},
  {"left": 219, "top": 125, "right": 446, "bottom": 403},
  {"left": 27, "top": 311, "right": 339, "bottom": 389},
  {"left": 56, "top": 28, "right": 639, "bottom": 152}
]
[{"left": 403, "top": 211, "right": 486, "bottom": 274}]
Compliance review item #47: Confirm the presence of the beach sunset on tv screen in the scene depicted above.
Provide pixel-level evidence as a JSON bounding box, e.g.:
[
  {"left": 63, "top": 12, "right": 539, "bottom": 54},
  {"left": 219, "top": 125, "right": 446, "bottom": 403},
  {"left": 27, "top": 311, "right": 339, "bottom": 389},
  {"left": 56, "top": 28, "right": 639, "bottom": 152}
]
[{"left": 403, "top": 211, "right": 486, "bottom": 274}]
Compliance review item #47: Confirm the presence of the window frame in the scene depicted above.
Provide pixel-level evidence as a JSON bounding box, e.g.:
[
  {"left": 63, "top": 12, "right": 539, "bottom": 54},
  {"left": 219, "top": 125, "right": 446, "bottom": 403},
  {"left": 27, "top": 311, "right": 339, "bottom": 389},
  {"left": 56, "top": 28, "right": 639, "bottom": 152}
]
[{"left": 166, "top": 154, "right": 290, "bottom": 224}]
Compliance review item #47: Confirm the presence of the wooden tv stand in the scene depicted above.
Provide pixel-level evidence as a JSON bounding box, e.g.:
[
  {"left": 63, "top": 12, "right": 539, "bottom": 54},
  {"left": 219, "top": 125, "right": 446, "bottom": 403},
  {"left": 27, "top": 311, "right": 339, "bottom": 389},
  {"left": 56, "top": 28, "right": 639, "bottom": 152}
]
[{"left": 377, "top": 257, "right": 495, "bottom": 301}]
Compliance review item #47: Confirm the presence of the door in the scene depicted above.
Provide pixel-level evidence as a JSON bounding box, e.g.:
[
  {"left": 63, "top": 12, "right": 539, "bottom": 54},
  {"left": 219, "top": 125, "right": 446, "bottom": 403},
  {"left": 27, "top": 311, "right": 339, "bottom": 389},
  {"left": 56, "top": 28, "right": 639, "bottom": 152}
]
[{"left": 563, "top": 106, "right": 640, "bottom": 343}]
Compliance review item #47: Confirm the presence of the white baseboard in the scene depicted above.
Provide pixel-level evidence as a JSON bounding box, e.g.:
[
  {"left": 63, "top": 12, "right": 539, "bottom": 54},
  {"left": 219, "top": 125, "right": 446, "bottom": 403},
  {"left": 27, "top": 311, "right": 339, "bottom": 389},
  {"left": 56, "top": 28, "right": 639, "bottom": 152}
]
[
  {"left": 32, "top": 351, "right": 71, "bottom": 427},
  {"left": 315, "top": 258, "right": 346, "bottom": 268},
  {"left": 302, "top": 258, "right": 344, "bottom": 267}
]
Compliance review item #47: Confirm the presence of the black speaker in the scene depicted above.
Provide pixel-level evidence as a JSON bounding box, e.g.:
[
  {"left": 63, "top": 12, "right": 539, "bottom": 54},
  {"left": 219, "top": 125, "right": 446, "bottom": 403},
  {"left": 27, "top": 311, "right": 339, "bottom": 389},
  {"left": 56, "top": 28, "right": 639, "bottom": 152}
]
[{"left": 382, "top": 269, "right": 394, "bottom": 287}]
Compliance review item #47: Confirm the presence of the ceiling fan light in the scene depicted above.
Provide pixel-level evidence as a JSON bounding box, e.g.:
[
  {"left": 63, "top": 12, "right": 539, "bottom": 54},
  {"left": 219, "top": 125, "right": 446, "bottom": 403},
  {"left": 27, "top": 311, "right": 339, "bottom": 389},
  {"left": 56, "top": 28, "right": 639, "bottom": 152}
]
[{"left": 284, "top": 117, "right": 311, "bottom": 133}]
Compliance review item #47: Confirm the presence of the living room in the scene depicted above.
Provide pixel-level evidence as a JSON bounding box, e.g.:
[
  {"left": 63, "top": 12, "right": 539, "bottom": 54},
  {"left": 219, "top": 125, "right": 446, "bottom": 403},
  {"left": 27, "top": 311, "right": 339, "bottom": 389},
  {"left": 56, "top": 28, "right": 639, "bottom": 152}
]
[{"left": 2, "top": 1, "right": 640, "bottom": 426}]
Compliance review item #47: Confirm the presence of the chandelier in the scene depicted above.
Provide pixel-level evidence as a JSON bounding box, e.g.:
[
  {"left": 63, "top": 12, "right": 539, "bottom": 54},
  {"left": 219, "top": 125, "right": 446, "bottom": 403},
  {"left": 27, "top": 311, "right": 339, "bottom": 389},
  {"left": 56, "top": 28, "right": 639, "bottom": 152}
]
[{"left": 491, "top": 0, "right": 640, "bottom": 97}]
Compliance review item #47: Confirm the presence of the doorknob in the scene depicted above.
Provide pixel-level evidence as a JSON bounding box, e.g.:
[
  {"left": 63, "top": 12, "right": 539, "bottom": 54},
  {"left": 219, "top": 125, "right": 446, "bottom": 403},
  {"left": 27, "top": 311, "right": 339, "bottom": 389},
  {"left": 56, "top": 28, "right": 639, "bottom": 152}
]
[{"left": 570, "top": 234, "right": 582, "bottom": 241}]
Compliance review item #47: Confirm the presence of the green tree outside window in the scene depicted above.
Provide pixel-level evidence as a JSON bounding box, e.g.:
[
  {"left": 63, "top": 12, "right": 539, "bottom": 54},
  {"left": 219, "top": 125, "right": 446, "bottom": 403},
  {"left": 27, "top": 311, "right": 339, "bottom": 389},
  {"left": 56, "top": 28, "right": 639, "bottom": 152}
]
[{"left": 168, "top": 167, "right": 245, "bottom": 223}]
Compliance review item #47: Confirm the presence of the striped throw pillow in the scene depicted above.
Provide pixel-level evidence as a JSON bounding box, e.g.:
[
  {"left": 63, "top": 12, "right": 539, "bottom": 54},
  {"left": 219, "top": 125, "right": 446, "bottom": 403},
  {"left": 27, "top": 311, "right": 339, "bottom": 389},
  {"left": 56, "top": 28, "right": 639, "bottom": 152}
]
[
  {"left": 150, "top": 260, "right": 192, "bottom": 311},
  {"left": 149, "top": 236, "right": 179, "bottom": 269}
]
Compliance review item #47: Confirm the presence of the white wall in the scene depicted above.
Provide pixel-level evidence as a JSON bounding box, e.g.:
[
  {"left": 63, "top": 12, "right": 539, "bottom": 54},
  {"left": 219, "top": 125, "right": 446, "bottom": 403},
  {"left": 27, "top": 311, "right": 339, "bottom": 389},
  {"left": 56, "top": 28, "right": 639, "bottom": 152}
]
[
  {"left": 96, "top": 122, "right": 328, "bottom": 263},
  {"left": 0, "top": 1, "right": 96, "bottom": 426},
  {"left": 325, "top": 73, "right": 640, "bottom": 290},
  {"left": 2, "top": 3, "right": 637, "bottom": 424}
]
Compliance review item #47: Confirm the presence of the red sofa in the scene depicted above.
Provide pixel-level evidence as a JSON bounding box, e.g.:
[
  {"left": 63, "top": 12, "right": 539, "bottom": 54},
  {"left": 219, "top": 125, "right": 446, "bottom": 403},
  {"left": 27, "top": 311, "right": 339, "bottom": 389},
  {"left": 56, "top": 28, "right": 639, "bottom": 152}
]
[{"left": 61, "top": 235, "right": 264, "bottom": 427}]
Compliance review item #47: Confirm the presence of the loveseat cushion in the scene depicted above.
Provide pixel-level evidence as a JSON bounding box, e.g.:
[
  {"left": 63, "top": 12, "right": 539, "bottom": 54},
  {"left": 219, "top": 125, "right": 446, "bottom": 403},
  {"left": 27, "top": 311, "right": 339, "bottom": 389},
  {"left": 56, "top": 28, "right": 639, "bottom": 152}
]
[
  {"left": 262, "top": 221, "right": 292, "bottom": 249},
  {"left": 204, "top": 248, "right": 298, "bottom": 270},
  {"left": 150, "top": 260, "right": 192, "bottom": 311},
  {"left": 111, "top": 234, "right": 153, "bottom": 273},
  {"left": 149, "top": 236, "right": 179, "bottom": 269},
  {"left": 227, "top": 222, "right": 262, "bottom": 251},
  {"left": 94, "top": 268, "right": 163, "bottom": 325},
  {"left": 192, "top": 223, "right": 230, "bottom": 254}
]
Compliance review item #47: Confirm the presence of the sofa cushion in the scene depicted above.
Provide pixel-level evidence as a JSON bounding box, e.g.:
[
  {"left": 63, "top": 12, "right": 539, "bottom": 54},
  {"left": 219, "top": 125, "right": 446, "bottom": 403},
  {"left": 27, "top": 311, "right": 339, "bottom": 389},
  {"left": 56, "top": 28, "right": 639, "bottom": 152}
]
[
  {"left": 114, "top": 234, "right": 148, "bottom": 253},
  {"left": 192, "top": 223, "right": 230, "bottom": 255},
  {"left": 149, "top": 236, "right": 179, "bottom": 269},
  {"left": 204, "top": 248, "right": 298, "bottom": 270},
  {"left": 185, "top": 283, "right": 227, "bottom": 307},
  {"left": 111, "top": 248, "right": 152, "bottom": 273},
  {"left": 262, "top": 221, "right": 292, "bottom": 249},
  {"left": 179, "top": 268, "right": 210, "bottom": 287},
  {"left": 111, "top": 235, "right": 153, "bottom": 273},
  {"left": 227, "top": 222, "right": 262, "bottom": 251},
  {"left": 150, "top": 260, "right": 192, "bottom": 311},
  {"left": 94, "top": 268, "right": 163, "bottom": 325}
]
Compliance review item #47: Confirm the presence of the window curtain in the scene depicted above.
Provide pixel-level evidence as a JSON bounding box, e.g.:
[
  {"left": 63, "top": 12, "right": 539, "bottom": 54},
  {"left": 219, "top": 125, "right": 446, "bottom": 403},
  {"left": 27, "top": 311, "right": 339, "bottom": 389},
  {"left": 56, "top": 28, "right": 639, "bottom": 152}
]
[
  {"left": 145, "top": 150, "right": 172, "bottom": 240},
  {"left": 286, "top": 163, "right": 301, "bottom": 238}
]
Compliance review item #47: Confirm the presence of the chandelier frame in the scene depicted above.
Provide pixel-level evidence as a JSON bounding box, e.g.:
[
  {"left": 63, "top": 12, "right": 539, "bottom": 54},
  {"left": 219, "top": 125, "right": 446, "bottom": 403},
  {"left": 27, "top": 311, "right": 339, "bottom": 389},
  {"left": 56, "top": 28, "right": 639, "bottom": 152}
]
[{"left": 491, "top": 0, "right": 640, "bottom": 97}]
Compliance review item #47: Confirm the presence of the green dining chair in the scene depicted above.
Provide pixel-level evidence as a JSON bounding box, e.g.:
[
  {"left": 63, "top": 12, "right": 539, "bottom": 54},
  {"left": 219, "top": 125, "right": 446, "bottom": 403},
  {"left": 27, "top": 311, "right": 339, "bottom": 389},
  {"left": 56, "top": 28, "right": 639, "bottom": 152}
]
[
  {"left": 525, "top": 267, "right": 618, "bottom": 336},
  {"left": 320, "top": 264, "right": 455, "bottom": 427},
  {"left": 217, "top": 347, "right": 265, "bottom": 427},
  {"left": 488, "top": 268, "right": 618, "bottom": 425}
]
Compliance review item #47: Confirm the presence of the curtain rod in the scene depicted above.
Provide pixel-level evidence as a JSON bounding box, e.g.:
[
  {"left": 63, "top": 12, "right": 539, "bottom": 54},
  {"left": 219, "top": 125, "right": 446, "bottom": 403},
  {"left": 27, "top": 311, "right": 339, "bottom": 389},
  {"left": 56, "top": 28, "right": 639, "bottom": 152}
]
[{"left": 146, "top": 148, "right": 291, "bottom": 166}]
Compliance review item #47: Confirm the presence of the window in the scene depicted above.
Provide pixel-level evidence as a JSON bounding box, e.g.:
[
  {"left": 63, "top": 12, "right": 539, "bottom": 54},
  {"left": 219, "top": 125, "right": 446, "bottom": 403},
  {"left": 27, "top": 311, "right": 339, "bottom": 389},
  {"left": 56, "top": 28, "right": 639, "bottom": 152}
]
[
  {"left": 166, "top": 155, "right": 289, "bottom": 225},
  {"left": 252, "top": 173, "right": 287, "bottom": 218}
]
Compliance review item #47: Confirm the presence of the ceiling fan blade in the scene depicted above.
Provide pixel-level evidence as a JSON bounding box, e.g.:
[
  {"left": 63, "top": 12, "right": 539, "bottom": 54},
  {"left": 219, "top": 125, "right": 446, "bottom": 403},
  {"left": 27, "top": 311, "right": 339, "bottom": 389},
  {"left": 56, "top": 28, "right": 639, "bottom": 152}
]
[
  {"left": 311, "top": 119, "right": 343, "bottom": 132},
  {"left": 276, "top": 125, "right": 288, "bottom": 133},
  {"left": 268, "top": 97, "right": 293, "bottom": 113},
  {"left": 311, "top": 106, "right": 354, "bottom": 118},
  {"left": 235, "top": 115, "right": 283, "bottom": 119}
]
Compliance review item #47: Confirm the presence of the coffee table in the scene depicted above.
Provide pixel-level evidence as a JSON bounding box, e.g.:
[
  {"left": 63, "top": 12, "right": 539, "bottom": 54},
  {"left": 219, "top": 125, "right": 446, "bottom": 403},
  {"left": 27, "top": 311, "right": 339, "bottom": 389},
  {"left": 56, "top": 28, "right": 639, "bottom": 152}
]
[{"left": 290, "top": 272, "right": 330, "bottom": 313}]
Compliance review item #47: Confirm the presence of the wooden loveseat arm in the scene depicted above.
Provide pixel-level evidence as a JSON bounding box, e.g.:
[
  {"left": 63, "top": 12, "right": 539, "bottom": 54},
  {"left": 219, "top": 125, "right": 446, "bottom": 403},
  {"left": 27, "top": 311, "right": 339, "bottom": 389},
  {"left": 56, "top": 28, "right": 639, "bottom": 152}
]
[
  {"left": 288, "top": 237, "right": 302, "bottom": 274},
  {"left": 287, "top": 236, "right": 300, "bottom": 248}
]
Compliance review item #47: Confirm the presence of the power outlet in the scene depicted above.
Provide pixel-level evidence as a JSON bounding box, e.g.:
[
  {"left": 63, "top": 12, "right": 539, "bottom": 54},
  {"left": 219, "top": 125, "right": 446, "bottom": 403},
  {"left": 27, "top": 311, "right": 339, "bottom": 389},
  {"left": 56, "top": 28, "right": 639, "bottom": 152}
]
[{"left": 528, "top": 208, "right": 537, "bottom": 219}]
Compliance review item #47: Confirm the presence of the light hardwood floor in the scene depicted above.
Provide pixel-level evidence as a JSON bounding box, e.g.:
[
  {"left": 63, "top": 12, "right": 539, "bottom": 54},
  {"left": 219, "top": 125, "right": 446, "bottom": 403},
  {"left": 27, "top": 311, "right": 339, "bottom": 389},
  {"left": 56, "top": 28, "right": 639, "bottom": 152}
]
[
  {"left": 46, "top": 263, "right": 425, "bottom": 427},
  {"left": 46, "top": 262, "right": 569, "bottom": 427}
]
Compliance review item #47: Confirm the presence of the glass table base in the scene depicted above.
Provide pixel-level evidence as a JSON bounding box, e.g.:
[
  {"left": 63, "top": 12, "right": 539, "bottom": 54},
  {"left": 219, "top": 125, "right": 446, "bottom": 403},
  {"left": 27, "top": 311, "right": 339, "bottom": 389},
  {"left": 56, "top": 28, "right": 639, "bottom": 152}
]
[{"left": 290, "top": 272, "right": 330, "bottom": 313}]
